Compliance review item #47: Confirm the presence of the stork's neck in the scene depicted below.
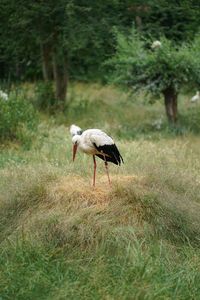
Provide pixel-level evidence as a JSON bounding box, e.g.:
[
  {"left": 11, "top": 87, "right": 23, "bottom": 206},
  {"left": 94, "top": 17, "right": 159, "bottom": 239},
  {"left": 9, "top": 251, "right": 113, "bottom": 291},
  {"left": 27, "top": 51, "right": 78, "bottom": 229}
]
[
  {"left": 72, "top": 134, "right": 82, "bottom": 146},
  {"left": 76, "top": 135, "right": 81, "bottom": 143}
]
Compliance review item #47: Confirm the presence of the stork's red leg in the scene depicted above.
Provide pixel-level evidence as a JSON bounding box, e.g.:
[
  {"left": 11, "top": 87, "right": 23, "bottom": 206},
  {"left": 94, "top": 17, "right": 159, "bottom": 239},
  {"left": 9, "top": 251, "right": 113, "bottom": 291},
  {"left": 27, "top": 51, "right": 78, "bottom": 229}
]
[
  {"left": 93, "top": 155, "right": 96, "bottom": 187},
  {"left": 104, "top": 156, "right": 112, "bottom": 187}
]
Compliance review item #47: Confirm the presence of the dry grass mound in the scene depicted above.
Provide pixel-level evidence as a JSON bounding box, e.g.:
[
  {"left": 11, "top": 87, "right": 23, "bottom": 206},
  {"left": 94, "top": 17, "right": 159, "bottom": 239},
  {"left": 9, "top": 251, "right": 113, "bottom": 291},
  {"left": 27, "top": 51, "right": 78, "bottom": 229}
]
[
  {"left": 20, "top": 174, "right": 147, "bottom": 252},
  {"left": 1, "top": 165, "right": 200, "bottom": 255}
]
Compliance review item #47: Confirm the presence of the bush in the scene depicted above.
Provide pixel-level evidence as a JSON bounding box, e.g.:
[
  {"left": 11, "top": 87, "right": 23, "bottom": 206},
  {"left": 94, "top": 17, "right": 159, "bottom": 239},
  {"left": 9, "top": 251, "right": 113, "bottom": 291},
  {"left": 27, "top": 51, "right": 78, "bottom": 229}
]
[
  {"left": 107, "top": 29, "right": 200, "bottom": 124},
  {"left": 0, "top": 91, "right": 38, "bottom": 145},
  {"left": 35, "top": 81, "right": 56, "bottom": 111}
]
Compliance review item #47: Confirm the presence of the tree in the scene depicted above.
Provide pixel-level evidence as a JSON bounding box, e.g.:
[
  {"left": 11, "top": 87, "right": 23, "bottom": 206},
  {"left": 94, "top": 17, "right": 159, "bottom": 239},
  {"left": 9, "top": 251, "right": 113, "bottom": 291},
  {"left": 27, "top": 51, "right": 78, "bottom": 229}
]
[
  {"left": 14, "top": 0, "right": 68, "bottom": 106},
  {"left": 126, "top": 0, "right": 200, "bottom": 42},
  {"left": 0, "top": 0, "right": 131, "bottom": 107},
  {"left": 107, "top": 30, "right": 200, "bottom": 124},
  {"left": 0, "top": 0, "right": 88, "bottom": 106}
]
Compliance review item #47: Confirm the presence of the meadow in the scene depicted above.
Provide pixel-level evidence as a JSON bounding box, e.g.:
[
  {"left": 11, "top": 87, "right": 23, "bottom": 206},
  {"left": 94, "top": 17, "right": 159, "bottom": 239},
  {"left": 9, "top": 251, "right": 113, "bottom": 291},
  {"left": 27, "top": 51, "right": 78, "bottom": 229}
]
[{"left": 1, "top": 83, "right": 200, "bottom": 299}]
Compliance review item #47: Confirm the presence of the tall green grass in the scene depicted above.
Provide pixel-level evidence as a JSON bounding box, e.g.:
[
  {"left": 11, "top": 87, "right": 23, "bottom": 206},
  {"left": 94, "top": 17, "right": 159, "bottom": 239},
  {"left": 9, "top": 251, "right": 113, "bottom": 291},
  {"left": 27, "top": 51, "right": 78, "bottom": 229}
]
[
  {"left": 1, "top": 83, "right": 200, "bottom": 299},
  {"left": 0, "top": 89, "right": 38, "bottom": 146}
]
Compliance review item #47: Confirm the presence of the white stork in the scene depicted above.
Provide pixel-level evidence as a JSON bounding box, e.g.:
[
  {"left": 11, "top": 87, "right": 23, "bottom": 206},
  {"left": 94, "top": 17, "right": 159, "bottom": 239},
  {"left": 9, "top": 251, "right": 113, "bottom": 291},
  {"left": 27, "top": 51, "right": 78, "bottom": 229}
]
[
  {"left": 190, "top": 91, "right": 199, "bottom": 102},
  {"left": 70, "top": 124, "right": 124, "bottom": 187}
]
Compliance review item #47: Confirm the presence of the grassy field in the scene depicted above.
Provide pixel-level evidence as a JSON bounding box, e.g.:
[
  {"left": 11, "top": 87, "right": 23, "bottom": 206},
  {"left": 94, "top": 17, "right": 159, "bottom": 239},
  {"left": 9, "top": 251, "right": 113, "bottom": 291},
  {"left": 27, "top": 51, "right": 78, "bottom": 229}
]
[{"left": 1, "top": 83, "right": 200, "bottom": 299}]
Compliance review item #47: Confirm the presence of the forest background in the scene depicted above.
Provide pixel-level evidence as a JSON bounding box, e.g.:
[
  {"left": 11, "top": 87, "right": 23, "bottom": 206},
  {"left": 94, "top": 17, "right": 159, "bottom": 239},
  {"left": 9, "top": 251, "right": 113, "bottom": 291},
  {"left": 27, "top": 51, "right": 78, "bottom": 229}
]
[{"left": 1, "top": 1, "right": 200, "bottom": 299}]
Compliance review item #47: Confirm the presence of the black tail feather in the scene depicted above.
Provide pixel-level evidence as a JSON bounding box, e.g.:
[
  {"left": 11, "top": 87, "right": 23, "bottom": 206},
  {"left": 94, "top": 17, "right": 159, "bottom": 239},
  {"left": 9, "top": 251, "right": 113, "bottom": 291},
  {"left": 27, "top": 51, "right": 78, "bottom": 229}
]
[{"left": 94, "top": 143, "right": 124, "bottom": 165}]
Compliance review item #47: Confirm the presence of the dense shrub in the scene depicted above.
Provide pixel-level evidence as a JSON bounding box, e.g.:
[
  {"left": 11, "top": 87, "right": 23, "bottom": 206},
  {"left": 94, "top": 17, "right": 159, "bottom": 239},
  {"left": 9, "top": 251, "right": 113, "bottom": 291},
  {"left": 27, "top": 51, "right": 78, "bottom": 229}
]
[
  {"left": 107, "top": 30, "right": 200, "bottom": 124},
  {"left": 34, "top": 81, "right": 56, "bottom": 111},
  {"left": 0, "top": 91, "right": 38, "bottom": 145}
]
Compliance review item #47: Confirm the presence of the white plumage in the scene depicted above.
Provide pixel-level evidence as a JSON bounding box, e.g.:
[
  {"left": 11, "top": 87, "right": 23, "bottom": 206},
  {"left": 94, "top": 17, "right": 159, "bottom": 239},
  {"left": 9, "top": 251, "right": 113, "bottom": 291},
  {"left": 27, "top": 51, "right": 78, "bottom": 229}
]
[
  {"left": 70, "top": 124, "right": 82, "bottom": 136},
  {"left": 72, "top": 129, "right": 114, "bottom": 155},
  {"left": 190, "top": 91, "right": 199, "bottom": 102},
  {"left": 0, "top": 90, "right": 8, "bottom": 101},
  {"left": 70, "top": 125, "right": 123, "bottom": 187},
  {"left": 152, "top": 115, "right": 164, "bottom": 129}
]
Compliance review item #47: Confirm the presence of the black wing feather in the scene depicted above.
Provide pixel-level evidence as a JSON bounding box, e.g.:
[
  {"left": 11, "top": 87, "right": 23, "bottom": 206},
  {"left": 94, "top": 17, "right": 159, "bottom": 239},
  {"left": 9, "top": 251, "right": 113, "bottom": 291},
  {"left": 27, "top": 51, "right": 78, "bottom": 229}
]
[{"left": 94, "top": 143, "right": 124, "bottom": 165}]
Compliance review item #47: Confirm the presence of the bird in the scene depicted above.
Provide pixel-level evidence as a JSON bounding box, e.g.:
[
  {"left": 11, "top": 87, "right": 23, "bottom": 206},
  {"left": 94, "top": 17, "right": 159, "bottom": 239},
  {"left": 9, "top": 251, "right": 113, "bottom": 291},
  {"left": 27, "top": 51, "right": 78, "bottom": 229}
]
[
  {"left": 190, "top": 91, "right": 199, "bottom": 103},
  {"left": 0, "top": 90, "right": 8, "bottom": 101},
  {"left": 70, "top": 124, "right": 124, "bottom": 187},
  {"left": 152, "top": 114, "right": 164, "bottom": 129},
  {"left": 70, "top": 124, "right": 83, "bottom": 136}
]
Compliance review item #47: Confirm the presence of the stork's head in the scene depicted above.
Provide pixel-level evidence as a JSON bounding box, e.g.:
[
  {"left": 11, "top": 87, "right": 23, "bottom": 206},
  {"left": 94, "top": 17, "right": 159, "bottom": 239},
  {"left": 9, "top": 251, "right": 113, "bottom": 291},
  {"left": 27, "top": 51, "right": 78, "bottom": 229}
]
[
  {"left": 70, "top": 124, "right": 83, "bottom": 137},
  {"left": 72, "top": 135, "right": 81, "bottom": 162}
]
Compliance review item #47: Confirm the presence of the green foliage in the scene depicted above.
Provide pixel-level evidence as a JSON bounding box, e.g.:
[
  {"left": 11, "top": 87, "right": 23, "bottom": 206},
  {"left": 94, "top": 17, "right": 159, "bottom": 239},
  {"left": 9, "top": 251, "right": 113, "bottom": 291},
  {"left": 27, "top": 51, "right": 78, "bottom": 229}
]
[
  {"left": 136, "top": 0, "right": 200, "bottom": 42},
  {"left": 0, "top": 0, "right": 200, "bottom": 83},
  {"left": 0, "top": 91, "right": 38, "bottom": 145},
  {"left": 0, "top": 0, "right": 130, "bottom": 83},
  {"left": 108, "top": 30, "right": 200, "bottom": 97},
  {"left": 35, "top": 81, "right": 56, "bottom": 111}
]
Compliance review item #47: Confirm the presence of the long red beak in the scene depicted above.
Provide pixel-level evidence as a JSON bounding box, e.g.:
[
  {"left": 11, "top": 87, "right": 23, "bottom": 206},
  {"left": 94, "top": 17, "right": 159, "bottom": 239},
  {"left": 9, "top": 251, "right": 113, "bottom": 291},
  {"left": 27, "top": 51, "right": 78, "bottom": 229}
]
[{"left": 73, "top": 144, "right": 77, "bottom": 162}]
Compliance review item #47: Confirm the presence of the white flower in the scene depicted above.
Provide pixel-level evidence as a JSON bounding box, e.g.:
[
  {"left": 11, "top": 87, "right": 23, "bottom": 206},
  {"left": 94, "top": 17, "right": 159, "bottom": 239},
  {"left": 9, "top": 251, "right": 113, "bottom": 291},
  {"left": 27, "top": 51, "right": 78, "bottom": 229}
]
[
  {"left": 0, "top": 90, "right": 8, "bottom": 101},
  {"left": 151, "top": 40, "right": 162, "bottom": 49}
]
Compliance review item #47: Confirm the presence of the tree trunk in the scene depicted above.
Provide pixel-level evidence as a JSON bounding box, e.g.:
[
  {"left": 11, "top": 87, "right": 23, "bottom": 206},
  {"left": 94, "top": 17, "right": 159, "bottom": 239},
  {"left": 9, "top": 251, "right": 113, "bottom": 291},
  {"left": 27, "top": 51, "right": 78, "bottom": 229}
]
[
  {"left": 40, "top": 42, "right": 52, "bottom": 81},
  {"left": 52, "top": 46, "right": 68, "bottom": 106},
  {"left": 136, "top": 15, "right": 142, "bottom": 35},
  {"left": 172, "top": 94, "right": 178, "bottom": 124},
  {"left": 15, "top": 61, "right": 20, "bottom": 78},
  {"left": 163, "top": 88, "right": 178, "bottom": 125}
]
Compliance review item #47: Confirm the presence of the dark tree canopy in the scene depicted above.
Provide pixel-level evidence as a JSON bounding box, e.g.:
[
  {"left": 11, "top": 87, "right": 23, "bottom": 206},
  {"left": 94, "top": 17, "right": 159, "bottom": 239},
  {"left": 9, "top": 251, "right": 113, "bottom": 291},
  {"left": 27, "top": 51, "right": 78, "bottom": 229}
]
[{"left": 0, "top": 0, "right": 199, "bottom": 82}]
